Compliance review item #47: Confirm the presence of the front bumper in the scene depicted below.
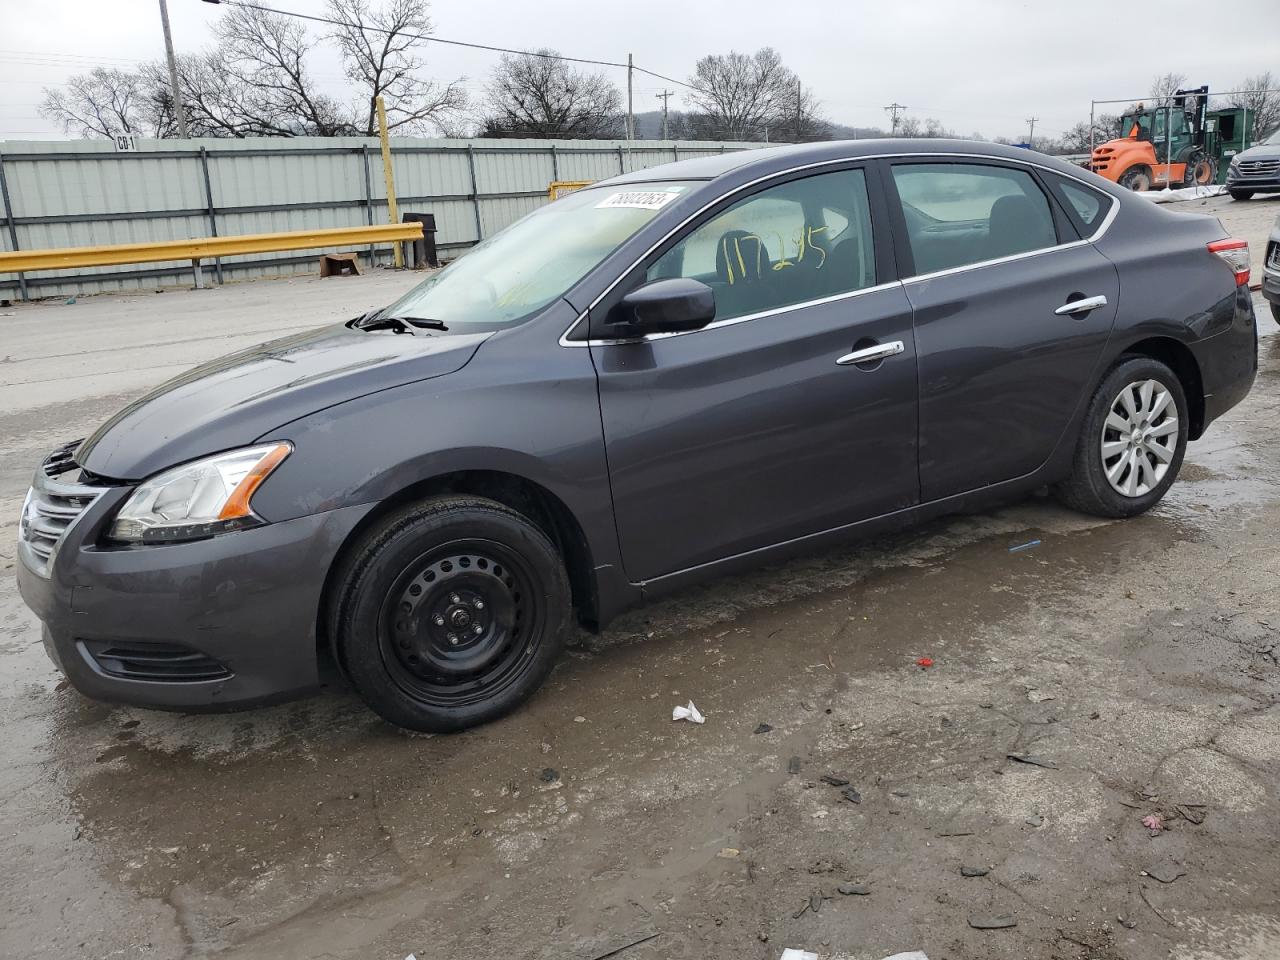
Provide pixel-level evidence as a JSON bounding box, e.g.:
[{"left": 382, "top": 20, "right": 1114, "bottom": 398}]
[
  {"left": 16, "top": 452, "right": 374, "bottom": 710},
  {"left": 1264, "top": 236, "right": 1280, "bottom": 307},
  {"left": 1226, "top": 165, "right": 1280, "bottom": 194}
]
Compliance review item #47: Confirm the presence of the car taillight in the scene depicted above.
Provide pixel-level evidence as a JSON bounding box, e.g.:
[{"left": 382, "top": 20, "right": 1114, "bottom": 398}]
[{"left": 1208, "top": 238, "right": 1250, "bottom": 286}]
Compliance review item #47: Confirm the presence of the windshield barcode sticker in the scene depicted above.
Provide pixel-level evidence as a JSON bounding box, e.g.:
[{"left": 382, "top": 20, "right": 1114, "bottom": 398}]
[{"left": 596, "top": 191, "right": 680, "bottom": 211}]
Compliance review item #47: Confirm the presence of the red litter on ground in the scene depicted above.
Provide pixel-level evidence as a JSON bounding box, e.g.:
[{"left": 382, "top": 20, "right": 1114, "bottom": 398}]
[{"left": 916, "top": 657, "right": 934, "bottom": 668}]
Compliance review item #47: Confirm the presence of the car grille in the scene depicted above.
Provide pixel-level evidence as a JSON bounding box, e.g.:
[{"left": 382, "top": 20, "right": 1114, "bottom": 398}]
[
  {"left": 79, "top": 639, "right": 233, "bottom": 682},
  {"left": 1269, "top": 242, "right": 1280, "bottom": 271},
  {"left": 1235, "top": 159, "right": 1280, "bottom": 179},
  {"left": 18, "top": 441, "right": 105, "bottom": 577}
]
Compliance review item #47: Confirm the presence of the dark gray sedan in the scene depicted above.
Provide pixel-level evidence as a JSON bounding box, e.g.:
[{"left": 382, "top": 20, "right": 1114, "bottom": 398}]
[{"left": 17, "top": 140, "right": 1258, "bottom": 731}]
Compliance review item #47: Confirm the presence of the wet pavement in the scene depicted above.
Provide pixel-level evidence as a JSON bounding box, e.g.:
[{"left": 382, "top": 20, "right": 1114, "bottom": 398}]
[{"left": 3, "top": 220, "right": 1280, "bottom": 959}]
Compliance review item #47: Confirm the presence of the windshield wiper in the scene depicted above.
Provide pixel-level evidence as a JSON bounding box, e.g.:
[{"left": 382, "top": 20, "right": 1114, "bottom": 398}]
[{"left": 347, "top": 311, "right": 449, "bottom": 334}]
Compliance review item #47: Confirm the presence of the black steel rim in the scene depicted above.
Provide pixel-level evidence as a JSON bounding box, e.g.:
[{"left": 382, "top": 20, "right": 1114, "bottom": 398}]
[{"left": 377, "top": 538, "right": 544, "bottom": 708}]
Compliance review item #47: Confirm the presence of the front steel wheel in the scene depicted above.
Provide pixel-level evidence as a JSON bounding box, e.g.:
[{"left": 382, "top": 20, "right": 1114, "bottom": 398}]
[
  {"left": 330, "top": 496, "right": 570, "bottom": 732},
  {"left": 1099, "top": 379, "right": 1179, "bottom": 498},
  {"left": 1119, "top": 167, "right": 1152, "bottom": 192},
  {"left": 1055, "top": 357, "right": 1188, "bottom": 518}
]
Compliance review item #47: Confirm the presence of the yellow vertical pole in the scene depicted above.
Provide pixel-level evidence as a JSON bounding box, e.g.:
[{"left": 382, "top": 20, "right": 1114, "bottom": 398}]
[{"left": 376, "top": 95, "right": 403, "bottom": 269}]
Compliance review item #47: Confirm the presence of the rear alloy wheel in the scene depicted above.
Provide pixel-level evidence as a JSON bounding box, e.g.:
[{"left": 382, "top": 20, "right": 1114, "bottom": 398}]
[
  {"left": 1054, "top": 357, "right": 1188, "bottom": 518},
  {"left": 1119, "top": 167, "right": 1152, "bottom": 192},
  {"left": 331, "top": 496, "right": 570, "bottom": 732}
]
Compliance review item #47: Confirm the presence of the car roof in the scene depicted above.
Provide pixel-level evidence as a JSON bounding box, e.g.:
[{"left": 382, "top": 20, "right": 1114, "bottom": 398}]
[{"left": 601, "top": 137, "right": 1099, "bottom": 187}]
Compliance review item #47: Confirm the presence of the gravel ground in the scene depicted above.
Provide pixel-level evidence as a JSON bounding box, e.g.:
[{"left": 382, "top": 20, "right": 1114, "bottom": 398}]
[{"left": 1, "top": 195, "right": 1279, "bottom": 960}]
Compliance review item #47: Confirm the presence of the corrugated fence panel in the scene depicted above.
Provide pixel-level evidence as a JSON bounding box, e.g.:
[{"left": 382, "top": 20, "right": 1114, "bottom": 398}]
[{"left": 0, "top": 137, "right": 760, "bottom": 299}]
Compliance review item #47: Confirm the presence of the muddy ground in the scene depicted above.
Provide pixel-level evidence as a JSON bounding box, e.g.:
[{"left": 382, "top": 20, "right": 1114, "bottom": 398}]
[{"left": 2, "top": 195, "right": 1279, "bottom": 960}]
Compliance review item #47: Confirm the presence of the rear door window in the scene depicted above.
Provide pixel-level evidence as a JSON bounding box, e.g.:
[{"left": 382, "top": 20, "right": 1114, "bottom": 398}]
[
  {"left": 890, "top": 162, "right": 1058, "bottom": 275},
  {"left": 646, "top": 168, "right": 876, "bottom": 323}
]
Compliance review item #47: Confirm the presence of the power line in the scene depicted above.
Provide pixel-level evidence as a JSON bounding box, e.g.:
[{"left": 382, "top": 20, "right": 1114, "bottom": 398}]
[
  {"left": 884, "top": 102, "right": 907, "bottom": 135},
  {"left": 200, "top": 0, "right": 629, "bottom": 68}
]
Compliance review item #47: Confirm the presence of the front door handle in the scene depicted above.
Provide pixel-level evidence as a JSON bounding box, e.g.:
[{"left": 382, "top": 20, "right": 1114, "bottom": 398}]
[
  {"left": 836, "top": 340, "right": 905, "bottom": 366},
  {"left": 1054, "top": 294, "right": 1108, "bottom": 316}
]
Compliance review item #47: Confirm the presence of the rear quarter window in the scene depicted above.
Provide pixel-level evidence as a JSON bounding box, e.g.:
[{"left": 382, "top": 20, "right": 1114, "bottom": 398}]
[{"left": 1044, "top": 173, "right": 1114, "bottom": 237}]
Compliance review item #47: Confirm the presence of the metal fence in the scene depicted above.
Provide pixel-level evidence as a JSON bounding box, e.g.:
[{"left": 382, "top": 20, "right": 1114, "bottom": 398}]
[{"left": 0, "top": 136, "right": 758, "bottom": 300}]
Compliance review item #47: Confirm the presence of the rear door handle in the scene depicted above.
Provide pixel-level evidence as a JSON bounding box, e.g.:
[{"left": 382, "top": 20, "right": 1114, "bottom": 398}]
[
  {"left": 836, "top": 340, "right": 905, "bottom": 366},
  {"left": 1054, "top": 294, "right": 1108, "bottom": 316}
]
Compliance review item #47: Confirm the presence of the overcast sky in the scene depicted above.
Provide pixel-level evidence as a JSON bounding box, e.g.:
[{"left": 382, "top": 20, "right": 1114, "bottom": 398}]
[{"left": 1, "top": 0, "right": 1277, "bottom": 141}]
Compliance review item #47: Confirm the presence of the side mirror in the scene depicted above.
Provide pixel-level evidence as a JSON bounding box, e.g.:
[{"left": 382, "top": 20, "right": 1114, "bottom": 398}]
[{"left": 610, "top": 278, "right": 716, "bottom": 335}]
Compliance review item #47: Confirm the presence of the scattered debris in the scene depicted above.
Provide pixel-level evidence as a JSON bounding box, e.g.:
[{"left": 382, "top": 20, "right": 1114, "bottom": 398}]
[
  {"left": 968, "top": 914, "right": 1018, "bottom": 930},
  {"left": 1025, "top": 814, "right": 1045, "bottom": 827},
  {"left": 779, "top": 950, "right": 818, "bottom": 960},
  {"left": 890, "top": 790, "right": 910, "bottom": 798},
  {"left": 1007, "top": 753, "right": 1058, "bottom": 769},
  {"left": 1118, "top": 916, "right": 1137, "bottom": 929},
  {"left": 573, "top": 716, "right": 586, "bottom": 723},
  {"left": 1009, "top": 539, "right": 1041, "bottom": 553},
  {"left": 541, "top": 742, "right": 552, "bottom": 753},
  {"left": 717, "top": 847, "right": 740, "bottom": 859},
  {"left": 841, "top": 787, "right": 863, "bottom": 804},
  {"left": 1142, "top": 814, "right": 1164, "bottom": 834},
  {"left": 1139, "top": 885, "right": 1177, "bottom": 926},
  {"left": 788, "top": 756, "right": 802, "bottom": 775},
  {"left": 539, "top": 768, "right": 559, "bottom": 783},
  {"left": 1176, "top": 804, "right": 1207, "bottom": 825},
  {"left": 960, "top": 866, "right": 990, "bottom": 877},
  {"left": 585, "top": 931, "right": 661, "bottom": 959},
  {"left": 672, "top": 702, "right": 705, "bottom": 724},
  {"left": 1026, "top": 689, "right": 1055, "bottom": 703},
  {"left": 65, "top": 297, "right": 77, "bottom": 305},
  {"left": 809, "top": 892, "right": 824, "bottom": 914},
  {"left": 978, "top": 702, "right": 993, "bottom": 709},
  {"left": 819, "top": 773, "right": 850, "bottom": 787},
  {"left": 937, "top": 830, "right": 975, "bottom": 838},
  {"left": 837, "top": 882, "right": 871, "bottom": 896},
  {"left": 1143, "top": 861, "right": 1186, "bottom": 884},
  {"left": 880, "top": 953, "right": 929, "bottom": 960},
  {"left": 753, "top": 723, "right": 773, "bottom": 735},
  {"left": 916, "top": 657, "right": 934, "bottom": 668}
]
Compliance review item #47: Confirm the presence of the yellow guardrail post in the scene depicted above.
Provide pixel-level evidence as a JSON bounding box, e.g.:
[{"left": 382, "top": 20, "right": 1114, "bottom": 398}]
[{"left": 0, "top": 223, "right": 424, "bottom": 276}]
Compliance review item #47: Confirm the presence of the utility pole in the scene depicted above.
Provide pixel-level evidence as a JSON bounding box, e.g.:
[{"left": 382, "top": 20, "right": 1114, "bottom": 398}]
[
  {"left": 656, "top": 89, "right": 674, "bottom": 140},
  {"left": 795, "top": 79, "right": 803, "bottom": 142},
  {"left": 884, "top": 102, "right": 907, "bottom": 136},
  {"left": 158, "top": 0, "right": 189, "bottom": 139},
  {"left": 1026, "top": 117, "right": 1038, "bottom": 149},
  {"left": 626, "top": 53, "right": 634, "bottom": 141},
  {"left": 376, "top": 95, "right": 403, "bottom": 269}
]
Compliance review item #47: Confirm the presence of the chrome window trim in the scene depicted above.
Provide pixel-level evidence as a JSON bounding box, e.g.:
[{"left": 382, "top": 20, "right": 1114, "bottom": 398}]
[{"left": 558, "top": 150, "right": 1125, "bottom": 348}]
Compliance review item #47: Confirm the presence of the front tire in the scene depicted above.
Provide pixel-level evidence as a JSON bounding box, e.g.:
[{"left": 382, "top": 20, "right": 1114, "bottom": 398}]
[
  {"left": 1229, "top": 189, "right": 1254, "bottom": 201},
  {"left": 1119, "top": 167, "right": 1152, "bottom": 192},
  {"left": 1054, "top": 358, "right": 1188, "bottom": 518},
  {"left": 330, "top": 496, "right": 570, "bottom": 732}
]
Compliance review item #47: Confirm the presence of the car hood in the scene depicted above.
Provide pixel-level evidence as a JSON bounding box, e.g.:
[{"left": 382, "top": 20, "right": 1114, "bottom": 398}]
[
  {"left": 1236, "top": 143, "right": 1280, "bottom": 162},
  {"left": 77, "top": 323, "right": 488, "bottom": 480}
]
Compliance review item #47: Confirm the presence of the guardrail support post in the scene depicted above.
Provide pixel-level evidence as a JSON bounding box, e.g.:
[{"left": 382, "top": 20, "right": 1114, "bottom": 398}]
[
  {"left": 361, "top": 144, "right": 377, "bottom": 266},
  {"left": 617, "top": 145, "right": 626, "bottom": 174},
  {"left": 198, "top": 147, "right": 223, "bottom": 286},
  {"left": 550, "top": 143, "right": 559, "bottom": 181},
  {"left": 192, "top": 258, "right": 204, "bottom": 290},
  {"left": 466, "top": 144, "right": 483, "bottom": 244},
  {"left": 0, "top": 151, "right": 29, "bottom": 302}
]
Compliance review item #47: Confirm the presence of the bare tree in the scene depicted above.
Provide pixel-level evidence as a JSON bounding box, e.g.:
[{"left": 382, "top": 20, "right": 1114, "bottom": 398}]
[
  {"left": 1059, "top": 115, "right": 1120, "bottom": 152},
  {"left": 685, "top": 48, "right": 803, "bottom": 141},
  {"left": 481, "top": 50, "right": 622, "bottom": 138},
  {"left": 328, "top": 0, "right": 466, "bottom": 135},
  {"left": 215, "top": 4, "right": 350, "bottom": 135},
  {"left": 775, "top": 82, "right": 830, "bottom": 142},
  {"left": 40, "top": 67, "right": 145, "bottom": 138},
  {"left": 1229, "top": 72, "right": 1280, "bottom": 139},
  {"left": 1149, "top": 72, "right": 1188, "bottom": 107}
]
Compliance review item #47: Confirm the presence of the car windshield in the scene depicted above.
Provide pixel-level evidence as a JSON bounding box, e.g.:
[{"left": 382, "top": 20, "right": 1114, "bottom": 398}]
[{"left": 380, "top": 183, "right": 694, "bottom": 329}]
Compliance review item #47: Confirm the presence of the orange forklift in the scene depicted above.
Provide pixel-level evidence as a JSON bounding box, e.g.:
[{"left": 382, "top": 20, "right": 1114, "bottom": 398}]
[{"left": 1090, "top": 85, "right": 1217, "bottom": 191}]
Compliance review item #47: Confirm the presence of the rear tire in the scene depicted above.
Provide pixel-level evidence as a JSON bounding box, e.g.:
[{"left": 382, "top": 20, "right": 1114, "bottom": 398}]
[
  {"left": 1229, "top": 190, "right": 1255, "bottom": 201},
  {"left": 1271, "top": 302, "right": 1280, "bottom": 327},
  {"left": 1054, "top": 358, "right": 1189, "bottom": 519},
  {"left": 330, "top": 496, "right": 570, "bottom": 732}
]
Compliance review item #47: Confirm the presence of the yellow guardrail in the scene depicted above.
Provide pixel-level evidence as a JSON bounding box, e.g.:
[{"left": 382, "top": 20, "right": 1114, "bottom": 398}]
[
  {"left": 0, "top": 223, "right": 423, "bottom": 275},
  {"left": 548, "top": 180, "right": 593, "bottom": 200}
]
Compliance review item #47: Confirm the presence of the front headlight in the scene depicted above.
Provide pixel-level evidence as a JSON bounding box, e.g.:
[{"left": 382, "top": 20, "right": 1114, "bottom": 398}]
[{"left": 108, "top": 443, "right": 292, "bottom": 544}]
